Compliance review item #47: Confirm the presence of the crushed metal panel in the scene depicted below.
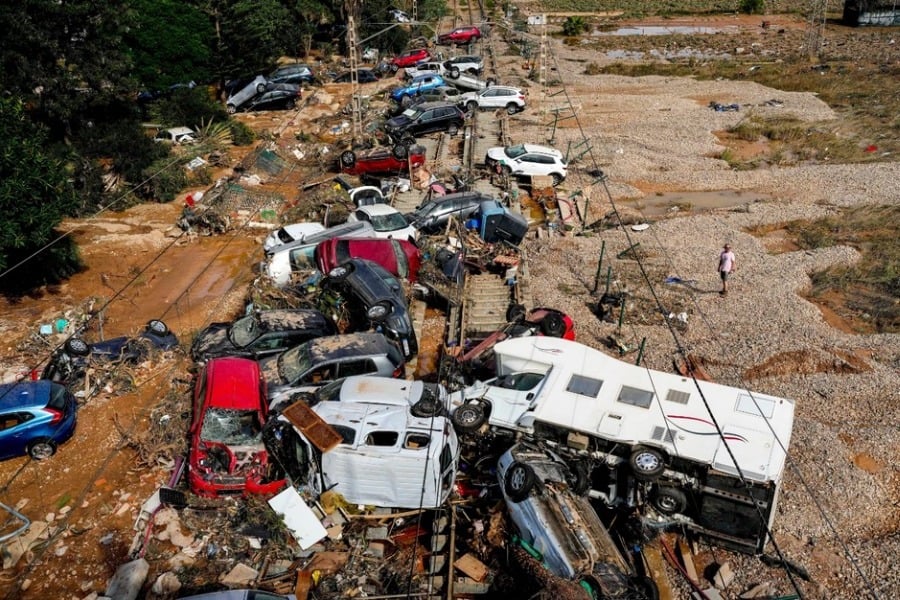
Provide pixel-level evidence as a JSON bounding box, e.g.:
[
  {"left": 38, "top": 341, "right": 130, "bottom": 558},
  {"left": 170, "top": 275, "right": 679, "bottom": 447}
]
[
  {"left": 268, "top": 486, "right": 327, "bottom": 550},
  {"left": 282, "top": 400, "right": 342, "bottom": 452}
]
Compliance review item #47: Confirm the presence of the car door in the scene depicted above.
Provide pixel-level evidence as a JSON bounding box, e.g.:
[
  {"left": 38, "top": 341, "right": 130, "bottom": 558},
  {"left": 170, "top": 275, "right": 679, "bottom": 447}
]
[
  {"left": 413, "top": 108, "right": 436, "bottom": 135},
  {"left": 0, "top": 412, "right": 31, "bottom": 459},
  {"left": 479, "top": 88, "right": 502, "bottom": 108}
]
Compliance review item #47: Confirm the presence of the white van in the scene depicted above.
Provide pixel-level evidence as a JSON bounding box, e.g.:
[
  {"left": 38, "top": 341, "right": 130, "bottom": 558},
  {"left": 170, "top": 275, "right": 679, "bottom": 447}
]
[
  {"left": 154, "top": 127, "right": 197, "bottom": 145},
  {"left": 263, "top": 220, "right": 375, "bottom": 286},
  {"left": 263, "top": 377, "right": 459, "bottom": 508}
]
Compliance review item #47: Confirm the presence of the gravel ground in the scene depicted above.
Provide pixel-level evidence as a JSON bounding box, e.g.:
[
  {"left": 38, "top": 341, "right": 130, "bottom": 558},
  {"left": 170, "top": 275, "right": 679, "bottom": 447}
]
[{"left": 488, "top": 21, "right": 900, "bottom": 600}]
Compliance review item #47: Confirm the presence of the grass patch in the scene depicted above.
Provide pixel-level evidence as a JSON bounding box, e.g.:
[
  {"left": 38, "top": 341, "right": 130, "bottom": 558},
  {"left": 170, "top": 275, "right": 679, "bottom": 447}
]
[{"left": 785, "top": 205, "right": 900, "bottom": 332}]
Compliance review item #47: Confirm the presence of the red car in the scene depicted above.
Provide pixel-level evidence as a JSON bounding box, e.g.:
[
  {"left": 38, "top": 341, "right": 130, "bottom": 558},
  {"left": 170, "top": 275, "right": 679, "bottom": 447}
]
[
  {"left": 390, "top": 48, "right": 431, "bottom": 71},
  {"left": 188, "top": 357, "right": 285, "bottom": 498},
  {"left": 340, "top": 143, "right": 426, "bottom": 176},
  {"left": 438, "top": 26, "right": 482, "bottom": 45},
  {"left": 315, "top": 237, "right": 422, "bottom": 282}
]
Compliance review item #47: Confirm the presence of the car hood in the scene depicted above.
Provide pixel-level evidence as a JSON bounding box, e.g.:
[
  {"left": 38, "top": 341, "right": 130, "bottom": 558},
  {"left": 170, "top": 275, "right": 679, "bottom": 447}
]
[
  {"left": 385, "top": 114, "right": 412, "bottom": 129},
  {"left": 486, "top": 147, "right": 508, "bottom": 162},
  {"left": 190, "top": 324, "right": 235, "bottom": 360},
  {"left": 460, "top": 91, "right": 478, "bottom": 101},
  {"left": 258, "top": 354, "right": 289, "bottom": 390}
]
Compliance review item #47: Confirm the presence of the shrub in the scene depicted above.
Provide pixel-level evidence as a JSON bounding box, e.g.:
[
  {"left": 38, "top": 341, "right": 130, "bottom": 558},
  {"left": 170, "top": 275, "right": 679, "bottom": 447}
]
[
  {"left": 740, "top": 0, "right": 766, "bottom": 15},
  {"left": 138, "top": 157, "right": 189, "bottom": 202},
  {"left": 562, "top": 16, "right": 588, "bottom": 37},
  {"left": 229, "top": 120, "right": 255, "bottom": 146}
]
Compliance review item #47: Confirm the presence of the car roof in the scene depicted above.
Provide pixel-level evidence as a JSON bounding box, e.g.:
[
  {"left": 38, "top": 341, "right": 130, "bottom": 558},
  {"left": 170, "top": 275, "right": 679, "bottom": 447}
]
[
  {"left": 205, "top": 357, "right": 262, "bottom": 410},
  {"left": 409, "top": 74, "right": 442, "bottom": 83},
  {"left": 357, "top": 204, "right": 402, "bottom": 216},
  {"left": 414, "top": 101, "right": 461, "bottom": 111},
  {"left": 516, "top": 143, "right": 563, "bottom": 157},
  {"left": 338, "top": 375, "right": 432, "bottom": 406},
  {"left": 256, "top": 309, "right": 330, "bottom": 331},
  {"left": 305, "top": 332, "right": 395, "bottom": 364},
  {"left": 0, "top": 380, "right": 54, "bottom": 411}
]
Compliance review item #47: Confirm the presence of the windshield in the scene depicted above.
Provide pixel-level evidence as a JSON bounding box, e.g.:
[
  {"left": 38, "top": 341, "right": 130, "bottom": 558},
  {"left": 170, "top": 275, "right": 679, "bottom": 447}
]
[
  {"left": 370, "top": 212, "right": 410, "bottom": 232},
  {"left": 201, "top": 408, "right": 262, "bottom": 446},
  {"left": 278, "top": 344, "right": 312, "bottom": 384},
  {"left": 505, "top": 144, "right": 526, "bottom": 159},
  {"left": 228, "top": 314, "right": 260, "bottom": 348},
  {"left": 316, "top": 378, "right": 346, "bottom": 402}
]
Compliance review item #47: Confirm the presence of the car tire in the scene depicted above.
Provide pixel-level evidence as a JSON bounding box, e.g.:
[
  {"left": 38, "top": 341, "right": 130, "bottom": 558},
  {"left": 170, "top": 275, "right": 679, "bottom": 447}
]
[
  {"left": 466, "top": 101, "right": 478, "bottom": 113},
  {"left": 551, "top": 173, "right": 564, "bottom": 187},
  {"left": 226, "top": 104, "right": 237, "bottom": 114},
  {"left": 540, "top": 311, "right": 566, "bottom": 337},
  {"left": 447, "top": 123, "right": 459, "bottom": 136},
  {"left": 400, "top": 134, "right": 416, "bottom": 147},
  {"left": 340, "top": 150, "right": 357, "bottom": 167},
  {"left": 392, "top": 143, "right": 409, "bottom": 159},
  {"left": 449, "top": 68, "right": 460, "bottom": 79},
  {"left": 506, "top": 303, "right": 527, "bottom": 323},
  {"left": 328, "top": 265, "right": 350, "bottom": 279},
  {"left": 287, "top": 98, "right": 297, "bottom": 109},
  {"left": 506, "top": 103, "right": 519, "bottom": 115},
  {"left": 451, "top": 403, "right": 487, "bottom": 432},
  {"left": 28, "top": 439, "right": 57, "bottom": 460},
  {"left": 391, "top": 64, "right": 399, "bottom": 73},
  {"left": 629, "top": 446, "right": 666, "bottom": 481},
  {"left": 65, "top": 337, "right": 91, "bottom": 357},
  {"left": 400, "top": 94, "right": 411, "bottom": 107},
  {"left": 147, "top": 320, "right": 169, "bottom": 336},
  {"left": 652, "top": 486, "right": 688, "bottom": 515},
  {"left": 504, "top": 461, "right": 537, "bottom": 502},
  {"left": 411, "top": 397, "right": 443, "bottom": 418},
  {"left": 568, "top": 461, "right": 591, "bottom": 495},
  {"left": 256, "top": 82, "right": 267, "bottom": 94}
]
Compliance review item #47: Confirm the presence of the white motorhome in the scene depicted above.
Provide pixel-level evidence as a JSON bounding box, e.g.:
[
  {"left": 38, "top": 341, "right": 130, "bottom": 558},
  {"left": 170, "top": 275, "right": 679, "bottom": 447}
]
[
  {"left": 450, "top": 336, "right": 796, "bottom": 553},
  {"left": 263, "top": 377, "right": 459, "bottom": 509}
]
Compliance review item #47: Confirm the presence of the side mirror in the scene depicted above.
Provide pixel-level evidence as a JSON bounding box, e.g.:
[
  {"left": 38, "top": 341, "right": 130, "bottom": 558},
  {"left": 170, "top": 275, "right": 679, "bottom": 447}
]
[{"left": 526, "top": 392, "right": 534, "bottom": 401}]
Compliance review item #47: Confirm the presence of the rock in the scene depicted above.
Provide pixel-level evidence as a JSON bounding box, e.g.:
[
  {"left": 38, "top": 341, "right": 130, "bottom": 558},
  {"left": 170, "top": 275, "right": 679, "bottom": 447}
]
[
  {"left": 104, "top": 558, "right": 149, "bottom": 600},
  {"left": 220, "top": 563, "right": 259, "bottom": 587},
  {"left": 150, "top": 572, "right": 182, "bottom": 595}
]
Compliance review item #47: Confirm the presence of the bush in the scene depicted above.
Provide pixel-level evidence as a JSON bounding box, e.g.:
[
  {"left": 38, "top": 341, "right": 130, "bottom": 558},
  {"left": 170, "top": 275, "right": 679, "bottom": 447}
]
[
  {"left": 138, "top": 157, "right": 189, "bottom": 202},
  {"left": 150, "top": 87, "right": 227, "bottom": 131},
  {"left": 229, "top": 120, "right": 256, "bottom": 146},
  {"left": 740, "top": 0, "right": 766, "bottom": 14}
]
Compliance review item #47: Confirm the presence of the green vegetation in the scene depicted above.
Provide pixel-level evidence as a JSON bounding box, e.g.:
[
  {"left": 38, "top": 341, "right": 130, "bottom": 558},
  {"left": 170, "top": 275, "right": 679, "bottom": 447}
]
[
  {"left": 784, "top": 206, "right": 900, "bottom": 333},
  {"left": 562, "top": 16, "right": 589, "bottom": 36},
  {"left": 531, "top": 0, "right": 808, "bottom": 17}
]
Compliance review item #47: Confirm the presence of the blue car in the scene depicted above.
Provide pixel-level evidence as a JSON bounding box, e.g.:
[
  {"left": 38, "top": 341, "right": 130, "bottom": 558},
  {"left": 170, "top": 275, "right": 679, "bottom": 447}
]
[
  {"left": 0, "top": 380, "right": 77, "bottom": 461},
  {"left": 390, "top": 74, "right": 447, "bottom": 104}
]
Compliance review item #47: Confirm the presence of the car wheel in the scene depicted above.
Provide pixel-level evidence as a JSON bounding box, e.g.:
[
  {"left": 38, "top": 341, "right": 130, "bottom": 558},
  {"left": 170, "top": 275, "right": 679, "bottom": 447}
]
[
  {"left": 506, "top": 303, "right": 527, "bottom": 323},
  {"left": 392, "top": 143, "right": 409, "bottom": 159},
  {"left": 504, "top": 461, "right": 536, "bottom": 502},
  {"left": 629, "top": 446, "right": 666, "bottom": 481},
  {"left": 551, "top": 173, "right": 564, "bottom": 187},
  {"left": 411, "top": 396, "right": 443, "bottom": 418},
  {"left": 400, "top": 134, "right": 416, "bottom": 147},
  {"left": 256, "top": 82, "right": 267, "bottom": 94},
  {"left": 449, "top": 68, "right": 460, "bottom": 79},
  {"left": 652, "top": 486, "right": 688, "bottom": 515},
  {"left": 400, "top": 94, "right": 411, "bottom": 107},
  {"left": 540, "top": 311, "right": 566, "bottom": 337},
  {"left": 447, "top": 123, "right": 459, "bottom": 136},
  {"left": 466, "top": 101, "right": 478, "bottom": 113},
  {"left": 287, "top": 98, "right": 297, "bottom": 109},
  {"left": 506, "top": 103, "right": 519, "bottom": 115},
  {"left": 340, "top": 150, "right": 357, "bottom": 167},
  {"left": 28, "top": 439, "right": 57, "bottom": 460},
  {"left": 65, "top": 337, "right": 91, "bottom": 356},
  {"left": 451, "top": 403, "right": 487, "bottom": 432},
  {"left": 366, "top": 302, "right": 391, "bottom": 321},
  {"left": 567, "top": 461, "right": 591, "bottom": 495},
  {"left": 147, "top": 320, "right": 169, "bottom": 336},
  {"left": 390, "top": 64, "right": 399, "bottom": 73},
  {"left": 226, "top": 104, "right": 237, "bottom": 114}
]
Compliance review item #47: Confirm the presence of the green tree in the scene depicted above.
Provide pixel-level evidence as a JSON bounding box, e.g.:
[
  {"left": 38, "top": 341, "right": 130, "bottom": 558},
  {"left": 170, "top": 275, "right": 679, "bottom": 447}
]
[
  {"left": 562, "top": 16, "right": 588, "bottom": 37},
  {"left": 283, "top": 0, "right": 332, "bottom": 59},
  {"left": 0, "top": 99, "right": 81, "bottom": 292},
  {"left": 126, "top": 0, "right": 216, "bottom": 90}
]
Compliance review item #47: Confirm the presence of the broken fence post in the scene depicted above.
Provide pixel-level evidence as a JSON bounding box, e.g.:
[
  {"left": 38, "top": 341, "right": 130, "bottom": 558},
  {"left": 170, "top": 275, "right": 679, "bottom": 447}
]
[
  {"left": 617, "top": 299, "right": 626, "bottom": 334},
  {"left": 592, "top": 241, "right": 606, "bottom": 294},
  {"left": 604, "top": 266, "right": 612, "bottom": 296}
]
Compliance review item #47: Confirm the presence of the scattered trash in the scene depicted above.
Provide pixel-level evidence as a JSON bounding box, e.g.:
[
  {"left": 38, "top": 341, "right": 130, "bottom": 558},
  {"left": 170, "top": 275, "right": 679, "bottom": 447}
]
[
  {"left": 268, "top": 487, "right": 327, "bottom": 550},
  {"left": 709, "top": 101, "right": 740, "bottom": 112}
]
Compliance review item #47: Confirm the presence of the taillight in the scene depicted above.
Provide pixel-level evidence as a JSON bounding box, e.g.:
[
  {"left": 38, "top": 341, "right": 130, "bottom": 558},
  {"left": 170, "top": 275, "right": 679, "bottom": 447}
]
[{"left": 45, "top": 408, "right": 63, "bottom": 425}]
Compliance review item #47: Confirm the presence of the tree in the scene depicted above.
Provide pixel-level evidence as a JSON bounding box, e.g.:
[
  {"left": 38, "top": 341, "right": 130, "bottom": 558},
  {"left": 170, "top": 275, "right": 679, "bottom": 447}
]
[
  {"left": 0, "top": 99, "right": 81, "bottom": 292},
  {"left": 126, "top": 0, "right": 216, "bottom": 90},
  {"left": 561, "top": 16, "right": 588, "bottom": 37},
  {"left": 284, "top": 0, "right": 331, "bottom": 59}
]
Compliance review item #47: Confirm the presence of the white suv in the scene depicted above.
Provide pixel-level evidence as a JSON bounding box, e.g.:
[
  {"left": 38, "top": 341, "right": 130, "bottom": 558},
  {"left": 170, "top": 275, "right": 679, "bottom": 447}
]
[
  {"left": 460, "top": 85, "right": 526, "bottom": 114},
  {"left": 485, "top": 143, "right": 568, "bottom": 186}
]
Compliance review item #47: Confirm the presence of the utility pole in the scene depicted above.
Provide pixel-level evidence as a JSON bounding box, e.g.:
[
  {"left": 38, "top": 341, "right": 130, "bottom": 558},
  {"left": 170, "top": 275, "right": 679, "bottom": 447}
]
[{"left": 347, "top": 16, "right": 362, "bottom": 145}]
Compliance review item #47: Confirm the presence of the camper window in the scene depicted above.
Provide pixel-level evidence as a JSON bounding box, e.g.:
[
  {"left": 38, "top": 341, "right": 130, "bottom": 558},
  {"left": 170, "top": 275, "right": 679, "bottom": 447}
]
[
  {"left": 498, "top": 372, "right": 545, "bottom": 391},
  {"left": 565, "top": 374, "right": 603, "bottom": 397},
  {"left": 365, "top": 431, "right": 399, "bottom": 446},
  {"left": 736, "top": 393, "right": 775, "bottom": 418},
  {"left": 404, "top": 433, "right": 431, "bottom": 449},
  {"left": 617, "top": 386, "right": 654, "bottom": 409}
]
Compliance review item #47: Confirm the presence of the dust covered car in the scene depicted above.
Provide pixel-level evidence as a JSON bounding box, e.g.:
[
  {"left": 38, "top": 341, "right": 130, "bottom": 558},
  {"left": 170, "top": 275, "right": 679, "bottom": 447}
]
[
  {"left": 188, "top": 357, "right": 286, "bottom": 498},
  {"left": 190, "top": 309, "right": 336, "bottom": 362},
  {"left": 42, "top": 320, "right": 179, "bottom": 387},
  {"left": 497, "top": 442, "right": 655, "bottom": 599}
]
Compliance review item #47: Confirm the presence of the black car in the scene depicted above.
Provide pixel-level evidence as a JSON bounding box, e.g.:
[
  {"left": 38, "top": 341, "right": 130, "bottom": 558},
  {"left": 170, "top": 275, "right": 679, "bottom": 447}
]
[
  {"left": 42, "top": 320, "right": 179, "bottom": 386},
  {"left": 267, "top": 63, "right": 316, "bottom": 85},
  {"left": 384, "top": 101, "right": 466, "bottom": 142},
  {"left": 242, "top": 88, "right": 302, "bottom": 111},
  {"left": 332, "top": 69, "right": 379, "bottom": 83},
  {"left": 405, "top": 191, "right": 490, "bottom": 234},
  {"left": 319, "top": 258, "right": 418, "bottom": 359},
  {"left": 190, "top": 309, "right": 336, "bottom": 362}
]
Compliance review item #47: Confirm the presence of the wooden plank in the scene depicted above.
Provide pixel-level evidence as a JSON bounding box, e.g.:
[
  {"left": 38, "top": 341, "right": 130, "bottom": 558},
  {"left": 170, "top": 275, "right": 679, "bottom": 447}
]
[
  {"left": 281, "top": 401, "right": 342, "bottom": 452},
  {"left": 643, "top": 543, "right": 677, "bottom": 600},
  {"left": 454, "top": 552, "right": 489, "bottom": 582},
  {"left": 678, "top": 538, "right": 700, "bottom": 586}
]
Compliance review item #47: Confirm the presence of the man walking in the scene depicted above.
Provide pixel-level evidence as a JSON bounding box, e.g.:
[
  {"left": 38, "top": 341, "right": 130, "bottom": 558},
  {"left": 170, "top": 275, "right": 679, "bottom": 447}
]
[{"left": 718, "top": 243, "right": 736, "bottom": 295}]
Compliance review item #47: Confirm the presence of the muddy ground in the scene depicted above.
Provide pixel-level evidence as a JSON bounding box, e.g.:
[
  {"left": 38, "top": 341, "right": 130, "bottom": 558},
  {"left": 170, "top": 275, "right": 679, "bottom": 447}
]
[{"left": 0, "top": 10, "right": 898, "bottom": 600}]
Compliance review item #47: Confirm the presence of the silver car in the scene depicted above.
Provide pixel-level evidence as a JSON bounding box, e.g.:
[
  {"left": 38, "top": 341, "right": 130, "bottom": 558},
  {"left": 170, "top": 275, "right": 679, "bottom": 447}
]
[{"left": 225, "top": 75, "right": 267, "bottom": 113}]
